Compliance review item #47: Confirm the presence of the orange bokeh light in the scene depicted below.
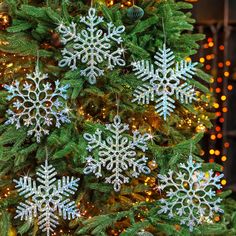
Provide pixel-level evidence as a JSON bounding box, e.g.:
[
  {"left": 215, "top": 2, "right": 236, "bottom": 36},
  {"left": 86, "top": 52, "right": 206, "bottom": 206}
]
[{"left": 228, "top": 85, "right": 233, "bottom": 91}]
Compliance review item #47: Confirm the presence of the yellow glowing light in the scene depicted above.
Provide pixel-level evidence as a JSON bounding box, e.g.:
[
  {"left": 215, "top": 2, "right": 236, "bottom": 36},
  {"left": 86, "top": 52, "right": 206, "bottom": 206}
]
[
  {"left": 213, "top": 103, "right": 219, "bottom": 109},
  {"left": 221, "top": 179, "right": 227, "bottom": 185},
  {"left": 209, "top": 149, "right": 214, "bottom": 155},
  {"left": 222, "top": 107, "right": 228, "bottom": 113},
  {"left": 215, "top": 150, "right": 220, "bottom": 156},
  {"left": 210, "top": 134, "right": 216, "bottom": 140},
  {"left": 209, "top": 42, "right": 214, "bottom": 47},
  {"left": 221, "top": 156, "right": 227, "bottom": 162},
  {"left": 199, "top": 57, "right": 205, "bottom": 63},
  {"left": 224, "top": 71, "right": 230, "bottom": 77},
  {"left": 210, "top": 78, "right": 214, "bottom": 83},
  {"left": 226, "top": 60, "right": 231, "bottom": 66},
  {"left": 185, "top": 57, "right": 191, "bottom": 62},
  {"left": 221, "top": 95, "right": 226, "bottom": 101}
]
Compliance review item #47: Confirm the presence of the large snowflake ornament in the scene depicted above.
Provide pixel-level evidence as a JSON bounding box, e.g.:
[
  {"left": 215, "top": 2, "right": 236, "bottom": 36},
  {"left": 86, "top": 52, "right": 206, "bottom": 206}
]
[
  {"left": 4, "top": 66, "right": 70, "bottom": 143},
  {"left": 57, "top": 8, "right": 125, "bottom": 84},
  {"left": 83, "top": 115, "right": 151, "bottom": 192},
  {"left": 158, "top": 154, "right": 223, "bottom": 231},
  {"left": 14, "top": 160, "right": 80, "bottom": 236},
  {"left": 132, "top": 44, "right": 197, "bottom": 120}
]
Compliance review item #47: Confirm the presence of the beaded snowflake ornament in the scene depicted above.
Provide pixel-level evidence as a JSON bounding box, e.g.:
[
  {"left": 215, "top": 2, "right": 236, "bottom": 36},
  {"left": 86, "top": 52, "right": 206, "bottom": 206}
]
[
  {"left": 83, "top": 115, "right": 151, "bottom": 192},
  {"left": 4, "top": 64, "right": 70, "bottom": 143},
  {"left": 132, "top": 44, "right": 197, "bottom": 120},
  {"left": 158, "top": 154, "right": 223, "bottom": 231},
  {"left": 14, "top": 160, "right": 80, "bottom": 236},
  {"left": 58, "top": 8, "right": 125, "bottom": 84}
]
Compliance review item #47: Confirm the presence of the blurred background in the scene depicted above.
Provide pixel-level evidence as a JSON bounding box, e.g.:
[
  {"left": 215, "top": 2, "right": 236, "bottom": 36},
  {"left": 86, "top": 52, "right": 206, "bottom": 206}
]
[{"left": 188, "top": 0, "right": 236, "bottom": 193}]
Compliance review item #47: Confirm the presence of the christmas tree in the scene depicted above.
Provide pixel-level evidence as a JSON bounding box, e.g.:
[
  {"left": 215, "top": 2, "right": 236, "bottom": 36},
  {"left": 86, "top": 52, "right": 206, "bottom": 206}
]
[{"left": 0, "top": 0, "right": 236, "bottom": 235}]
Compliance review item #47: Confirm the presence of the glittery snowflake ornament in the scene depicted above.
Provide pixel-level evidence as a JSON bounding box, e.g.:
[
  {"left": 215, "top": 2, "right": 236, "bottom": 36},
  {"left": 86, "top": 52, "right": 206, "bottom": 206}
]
[
  {"left": 57, "top": 8, "right": 125, "bottom": 84},
  {"left": 83, "top": 115, "right": 151, "bottom": 191},
  {"left": 158, "top": 154, "right": 223, "bottom": 231},
  {"left": 132, "top": 44, "right": 197, "bottom": 120},
  {"left": 4, "top": 64, "right": 70, "bottom": 143},
  {"left": 14, "top": 160, "right": 80, "bottom": 236}
]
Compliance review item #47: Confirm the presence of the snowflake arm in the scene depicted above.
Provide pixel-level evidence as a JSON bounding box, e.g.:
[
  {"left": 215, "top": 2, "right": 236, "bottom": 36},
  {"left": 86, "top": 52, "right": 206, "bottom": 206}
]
[
  {"left": 14, "top": 201, "right": 38, "bottom": 221},
  {"left": 84, "top": 156, "right": 103, "bottom": 178},
  {"left": 175, "top": 60, "right": 198, "bottom": 81},
  {"left": 83, "top": 115, "right": 150, "bottom": 191},
  {"left": 132, "top": 60, "right": 156, "bottom": 83},
  {"left": 79, "top": 8, "right": 103, "bottom": 27},
  {"left": 38, "top": 211, "right": 59, "bottom": 236},
  {"left": 154, "top": 44, "right": 175, "bottom": 71},
  {"left": 57, "top": 22, "right": 77, "bottom": 44},
  {"left": 14, "top": 176, "right": 37, "bottom": 198},
  {"left": 132, "top": 84, "right": 155, "bottom": 105},
  {"left": 175, "top": 83, "right": 196, "bottom": 104},
  {"left": 14, "top": 177, "right": 38, "bottom": 221},
  {"left": 157, "top": 155, "right": 223, "bottom": 231},
  {"left": 155, "top": 94, "right": 176, "bottom": 120},
  {"left": 58, "top": 199, "right": 80, "bottom": 220},
  {"left": 59, "top": 48, "right": 80, "bottom": 71},
  {"left": 132, "top": 60, "right": 156, "bottom": 104}
]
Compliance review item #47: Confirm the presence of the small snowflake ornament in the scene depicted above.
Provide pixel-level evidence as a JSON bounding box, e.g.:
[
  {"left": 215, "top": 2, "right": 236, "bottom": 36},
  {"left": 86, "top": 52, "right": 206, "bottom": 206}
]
[
  {"left": 14, "top": 160, "right": 80, "bottom": 236},
  {"left": 157, "top": 154, "right": 223, "bottom": 231},
  {"left": 4, "top": 65, "right": 70, "bottom": 143},
  {"left": 57, "top": 8, "right": 125, "bottom": 84},
  {"left": 83, "top": 115, "right": 151, "bottom": 191},
  {"left": 132, "top": 44, "right": 197, "bottom": 120}
]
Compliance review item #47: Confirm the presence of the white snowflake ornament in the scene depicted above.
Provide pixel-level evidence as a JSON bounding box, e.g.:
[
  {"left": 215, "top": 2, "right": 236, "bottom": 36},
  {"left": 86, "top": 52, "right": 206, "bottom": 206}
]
[
  {"left": 132, "top": 44, "right": 197, "bottom": 120},
  {"left": 58, "top": 8, "right": 125, "bottom": 84},
  {"left": 14, "top": 160, "right": 80, "bottom": 236},
  {"left": 158, "top": 154, "right": 223, "bottom": 231},
  {"left": 83, "top": 115, "right": 151, "bottom": 192},
  {"left": 4, "top": 65, "right": 70, "bottom": 143}
]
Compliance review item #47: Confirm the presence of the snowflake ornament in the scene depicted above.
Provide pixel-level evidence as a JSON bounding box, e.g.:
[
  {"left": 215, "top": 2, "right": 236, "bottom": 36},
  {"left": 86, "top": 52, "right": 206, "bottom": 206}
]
[
  {"left": 157, "top": 154, "right": 223, "bottom": 231},
  {"left": 58, "top": 8, "right": 125, "bottom": 84},
  {"left": 4, "top": 65, "right": 70, "bottom": 143},
  {"left": 132, "top": 44, "right": 197, "bottom": 120},
  {"left": 83, "top": 115, "right": 151, "bottom": 192},
  {"left": 14, "top": 160, "right": 80, "bottom": 236}
]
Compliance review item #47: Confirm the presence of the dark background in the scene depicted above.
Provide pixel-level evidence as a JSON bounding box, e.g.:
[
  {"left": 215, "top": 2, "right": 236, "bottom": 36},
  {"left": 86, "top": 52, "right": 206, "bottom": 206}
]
[{"left": 191, "top": 0, "right": 236, "bottom": 191}]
